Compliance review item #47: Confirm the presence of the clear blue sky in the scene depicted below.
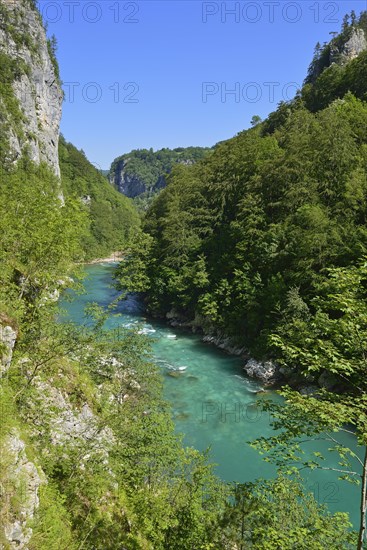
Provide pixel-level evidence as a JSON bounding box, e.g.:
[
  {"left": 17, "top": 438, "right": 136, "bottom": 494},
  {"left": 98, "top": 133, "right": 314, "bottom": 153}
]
[{"left": 38, "top": 0, "right": 367, "bottom": 169}]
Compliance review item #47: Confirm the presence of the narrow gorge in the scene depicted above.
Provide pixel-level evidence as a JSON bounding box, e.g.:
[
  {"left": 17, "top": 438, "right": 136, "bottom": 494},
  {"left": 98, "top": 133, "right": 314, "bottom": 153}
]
[{"left": 1, "top": 2, "right": 367, "bottom": 549}]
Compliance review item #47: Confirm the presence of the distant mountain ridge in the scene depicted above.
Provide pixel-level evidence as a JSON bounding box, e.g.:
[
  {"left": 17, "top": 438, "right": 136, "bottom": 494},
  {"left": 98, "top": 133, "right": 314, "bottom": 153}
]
[{"left": 109, "top": 146, "right": 212, "bottom": 200}]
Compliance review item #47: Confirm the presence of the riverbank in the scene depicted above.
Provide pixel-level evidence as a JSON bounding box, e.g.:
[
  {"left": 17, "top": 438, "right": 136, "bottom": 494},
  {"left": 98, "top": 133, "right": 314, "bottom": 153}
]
[
  {"left": 86, "top": 252, "right": 124, "bottom": 264},
  {"left": 159, "top": 308, "right": 282, "bottom": 386},
  {"left": 162, "top": 309, "right": 336, "bottom": 391}
]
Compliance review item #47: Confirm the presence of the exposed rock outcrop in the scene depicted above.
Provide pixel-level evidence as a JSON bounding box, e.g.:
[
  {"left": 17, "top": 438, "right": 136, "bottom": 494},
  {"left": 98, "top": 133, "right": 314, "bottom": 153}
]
[
  {"left": 109, "top": 147, "right": 211, "bottom": 199},
  {"left": 243, "top": 358, "right": 280, "bottom": 385},
  {"left": 0, "top": 316, "right": 17, "bottom": 375},
  {"left": 0, "top": 0, "right": 63, "bottom": 175},
  {"left": 33, "top": 380, "right": 114, "bottom": 454},
  {"left": 111, "top": 159, "right": 165, "bottom": 198},
  {"left": 0, "top": 3, "right": 65, "bottom": 544},
  {"left": 202, "top": 334, "right": 248, "bottom": 357},
  {"left": 164, "top": 309, "right": 282, "bottom": 383},
  {"left": 330, "top": 27, "right": 367, "bottom": 64},
  {"left": 2, "top": 431, "right": 44, "bottom": 549},
  {"left": 307, "top": 25, "right": 367, "bottom": 83}
]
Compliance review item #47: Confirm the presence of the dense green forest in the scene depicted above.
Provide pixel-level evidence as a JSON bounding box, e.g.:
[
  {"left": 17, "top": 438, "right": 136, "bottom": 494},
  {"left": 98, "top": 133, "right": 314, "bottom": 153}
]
[
  {"left": 1, "top": 1, "right": 367, "bottom": 548},
  {"left": 125, "top": 92, "right": 367, "bottom": 361},
  {"left": 59, "top": 136, "right": 140, "bottom": 259}
]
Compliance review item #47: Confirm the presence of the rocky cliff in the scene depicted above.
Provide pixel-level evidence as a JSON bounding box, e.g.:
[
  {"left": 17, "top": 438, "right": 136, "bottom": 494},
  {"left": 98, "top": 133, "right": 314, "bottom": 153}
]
[
  {"left": 0, "top": 0, "right": 63, "bottom": 175},
  {"left": 0, "top": 0, "right": 64, "bottom": 412},
  {"left": 306, "top": 19, "right": 367, "bottom": 84},
  {"left": 0, "top": 2, "right": 64, "bottom": 546},
  {"left": 112, "top": 159, "right": 166, "bottom": 198},
  {"left": 330, "top": 26, "right": 367, "bottom": 64},
  {"left": 109, "top": 146, "right": 211, "bottom": 199}
]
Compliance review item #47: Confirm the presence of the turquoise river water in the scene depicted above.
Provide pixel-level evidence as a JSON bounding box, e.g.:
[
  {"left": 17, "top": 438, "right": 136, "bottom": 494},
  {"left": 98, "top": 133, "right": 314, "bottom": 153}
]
[{"left": 61, "top": 263, "right": 362, "bottom": 528}]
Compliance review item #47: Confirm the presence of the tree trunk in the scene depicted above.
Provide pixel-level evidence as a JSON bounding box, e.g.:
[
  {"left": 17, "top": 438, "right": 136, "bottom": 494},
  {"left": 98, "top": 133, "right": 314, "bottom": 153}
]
[{"left": 357, "top": 446, "right": 367, "bottom": 550}]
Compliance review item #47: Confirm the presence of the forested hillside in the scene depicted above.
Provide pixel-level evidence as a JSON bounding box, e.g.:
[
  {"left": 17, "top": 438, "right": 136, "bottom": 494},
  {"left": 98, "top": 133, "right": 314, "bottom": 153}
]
[
  {"left": 59, "top": 136, "right": 140, "bottom": 259},
  {"left": 109, "top": 146, "right": 212, "bottom": 207},
  {"left": 127, "top": 93, "right": 367, "bottom": 358},
  {"left": 117, "top": 11, "right": 367, "bottom": 366}
]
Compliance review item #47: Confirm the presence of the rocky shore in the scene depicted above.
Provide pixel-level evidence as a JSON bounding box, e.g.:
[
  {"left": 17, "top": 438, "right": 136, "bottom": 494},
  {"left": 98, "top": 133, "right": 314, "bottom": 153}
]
[
  {"left": 162, "top": 308, "right": 340, "bottom": 391},
  {"left": 86, "top": 252, "right": 124, "bottom": 264},
  {"left": 163, "top": 308, "right": 282, "bottom": 386}
]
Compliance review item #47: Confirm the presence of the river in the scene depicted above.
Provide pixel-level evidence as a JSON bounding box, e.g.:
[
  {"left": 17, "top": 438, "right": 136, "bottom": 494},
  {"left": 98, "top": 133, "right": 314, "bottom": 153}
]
[{"left": 61, "top": 263, "right": 361, "bottom": 528}]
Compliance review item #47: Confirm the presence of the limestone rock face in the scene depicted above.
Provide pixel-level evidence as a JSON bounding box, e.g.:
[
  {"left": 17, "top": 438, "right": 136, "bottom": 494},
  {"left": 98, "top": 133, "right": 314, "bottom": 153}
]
[
  {"left": 3, "top": 431, "right": 44, "bottom": 549},
  {"left": 0, "top": 321, "right": 17, "bottom": 375},
  {"left": 318, "top": 370, "right": 340, "bottom": 391},
  {"left": 307, "top": 26, "right": 367, "bottom": 83},
  {"left": 111, "top": 158, "right": 166, "bottom": 198},
  {"left": 109, "top": 147, "right": 210, "bottom": 199},
  {"left": 202, "top": 334, "right": 248, "bottom": 357},
  {"left": 243, "top": 358, "right": 278, "bottom": 384},
  {"left": 0, "top": 0, "right": 63, "bottom": 175},
  {"left": 331, "top": 27, "right": 367, "bottom": 64},
  {"left": 32, "top": 379, "right": 114, "bottom": 459},
  {"left": 113, "top": 160, "right": 153, "bottom": 198}
]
